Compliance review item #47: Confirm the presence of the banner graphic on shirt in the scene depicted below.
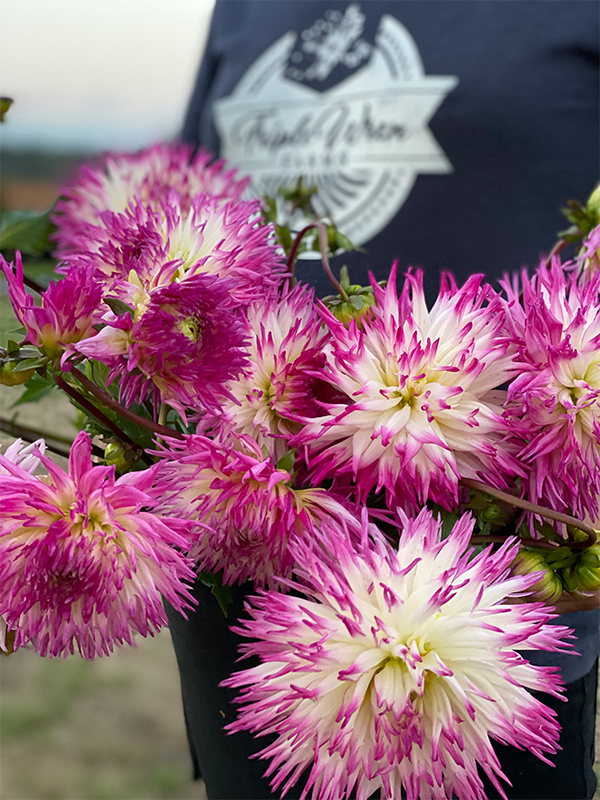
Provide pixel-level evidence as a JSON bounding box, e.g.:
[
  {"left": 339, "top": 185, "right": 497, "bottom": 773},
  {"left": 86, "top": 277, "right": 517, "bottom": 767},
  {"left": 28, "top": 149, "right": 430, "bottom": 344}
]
[{"left": 214, "top": 5, "right": 458, "bottom": 246}]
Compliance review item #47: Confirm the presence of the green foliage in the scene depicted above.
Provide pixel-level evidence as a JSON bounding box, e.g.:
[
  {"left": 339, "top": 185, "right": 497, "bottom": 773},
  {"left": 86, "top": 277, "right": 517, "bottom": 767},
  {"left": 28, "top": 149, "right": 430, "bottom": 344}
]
[
  {"left": 559, "top": 183, "right": 600, "bottom": 243},
  {"left": 104, "top": 296, "right": 135, "bottom": 318},
  {"left": 0, "top": 210, "right": 56, "bottom": 256},
  {"left": 0, "top": 96, "right": 13, "bottom": 122},
  {"left": 276, "top": 448, "right": 296, "bottom": 474},
  {"left": 11, "top": 371, "right": 57, "bottom": 406},
  {"left": 198, "top": 570, "right": 234, "bottom": 616}
]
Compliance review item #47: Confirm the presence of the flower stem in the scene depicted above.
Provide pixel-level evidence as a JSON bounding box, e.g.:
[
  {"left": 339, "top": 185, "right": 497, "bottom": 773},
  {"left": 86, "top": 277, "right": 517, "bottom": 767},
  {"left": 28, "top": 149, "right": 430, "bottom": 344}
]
[
  {"left": 461, "top": 478, "right": 597, "bottom": 548},
  {"left": 0, "top": 416, "right": 72, "bottom": 460},
  {"left": 70, "top": 368, "right": 183, "bottom": 441},
  {"left": 286, "top": 222, "right": 348, "bottom": 300},
  {"left": 547, "top": 238, "right": 568, "bottom": 262},
  {"left": 469, "top": 534, "right": 556, "bottom": 551},
  {"left": 18, "top": 273, "right": 46, "bottom": 295},
  {"left": 158, "top": 403, "right": 168, "bottom": 427},
  {"left": 286, "top": 224, "right": 314, "bottom": 278},
  {"left": 54, "top": 373, "right": 153, "bottom": 465}
]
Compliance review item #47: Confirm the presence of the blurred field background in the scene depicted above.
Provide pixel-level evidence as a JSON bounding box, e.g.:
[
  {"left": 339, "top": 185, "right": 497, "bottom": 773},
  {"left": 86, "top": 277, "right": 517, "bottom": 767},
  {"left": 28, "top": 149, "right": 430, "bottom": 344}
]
[{"left": 0, "top": 153, "right": 207, "bottom": 798}]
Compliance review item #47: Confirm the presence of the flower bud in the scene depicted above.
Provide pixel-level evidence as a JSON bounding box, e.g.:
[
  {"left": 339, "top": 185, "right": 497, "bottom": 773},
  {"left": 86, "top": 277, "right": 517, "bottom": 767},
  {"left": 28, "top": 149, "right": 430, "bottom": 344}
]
[
  {"left": 327, "top": 291, "right": 376, "bottom": 328},
  {"left": 479, "top": 503, "right": 504, "bottom": 523},
  {"left": 511, "top": 550, "right": 563, "bottom": 603},
  {"left": 0, "top": 362, "right": 35, "bottom": 386},
  {"left": 104, "top": 442, "right": 136, "bottom": 473}
]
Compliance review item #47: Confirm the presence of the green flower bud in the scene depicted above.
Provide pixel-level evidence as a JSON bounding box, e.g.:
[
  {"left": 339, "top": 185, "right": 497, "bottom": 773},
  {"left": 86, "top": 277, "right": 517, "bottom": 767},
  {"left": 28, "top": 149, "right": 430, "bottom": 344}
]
[
  {"left": 328, "top": 292, "right": 376, "bottom": 328},
  {"left": 511, "top": 550, "right": 563, "bottom": 603},
  {"left": 560, "top": 565, "right": 581, "bottom": 595},
  {"left": 0, "top": 362, "right": 35, "bottom": 386},
  {"left": 574, "top": 564, "right": 600, "bottom": 593},
  {"left": 104, "top": 442, "right": 136, "bottom": 473},
  {"left": 479, "top": 503, "right": 504, "bottom": 523}
]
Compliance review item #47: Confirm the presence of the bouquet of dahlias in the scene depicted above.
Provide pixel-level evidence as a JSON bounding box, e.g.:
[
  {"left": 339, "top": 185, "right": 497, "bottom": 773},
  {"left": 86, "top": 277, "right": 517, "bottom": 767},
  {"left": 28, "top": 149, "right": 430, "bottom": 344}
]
[{"left": 1, "top": 141, "right": 600, "bottom": 800}]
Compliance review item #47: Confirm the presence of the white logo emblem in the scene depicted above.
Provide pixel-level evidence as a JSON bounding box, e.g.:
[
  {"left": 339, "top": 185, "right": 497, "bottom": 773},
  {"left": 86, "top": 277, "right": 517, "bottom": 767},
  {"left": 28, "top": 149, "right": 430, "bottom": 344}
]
[{"left": 214, "top": 5, "right": 458, "bottom": 246}]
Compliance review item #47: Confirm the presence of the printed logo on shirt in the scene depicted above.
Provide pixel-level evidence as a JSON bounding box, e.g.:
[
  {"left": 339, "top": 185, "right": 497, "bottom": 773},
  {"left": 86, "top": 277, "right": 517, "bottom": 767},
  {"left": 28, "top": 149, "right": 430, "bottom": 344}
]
[
  {"left": 213, "top": 5, "right": 458, "bottom": 246},
  {"left": 285, "top": 5, "right": 372, "bottom": 84}
]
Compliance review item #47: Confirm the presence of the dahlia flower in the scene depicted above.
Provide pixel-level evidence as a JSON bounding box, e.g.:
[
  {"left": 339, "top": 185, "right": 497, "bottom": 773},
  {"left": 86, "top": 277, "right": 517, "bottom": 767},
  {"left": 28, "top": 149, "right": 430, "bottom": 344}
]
[
  {"left": 224, "top": 509, "right": 571, "bottom": 800},
  {"left": 51, "top": 142, "right": 248, "bottom": 258},
  {"left": 0, "top": 436, "right": 47, "bottom": 653},
  {"left": 217, "top": 285, "right": 328, "bottom": 459},
  {"left": 503, "top": 258, "right": 600, "bottom": 522},
  {"left": 0, "top": 437, "right": 46, "bottom": 475},
  {"left": 75, "top": 272, "right": 249, "bottom": 413},
  {"left": 297, "top": 265, "right": 521, "bottom": 510},
  {"left": 154, "top": 433, "right": 362, "bottom": 587},
  {"left": 1, "top": 253, "right": 102, "bottom": 362},
  {"left": 0, "top": 431, "right": 195, "bottom": 658},
  {"left": 78, "top": 192, "right": 286, "bottom": 305}
]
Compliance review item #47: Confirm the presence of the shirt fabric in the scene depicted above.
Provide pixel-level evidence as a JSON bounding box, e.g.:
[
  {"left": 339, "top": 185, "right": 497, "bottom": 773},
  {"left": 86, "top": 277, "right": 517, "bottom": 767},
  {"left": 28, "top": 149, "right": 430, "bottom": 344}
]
[{"left": 182, "top": 0, "right": 600, "bottom": 684}]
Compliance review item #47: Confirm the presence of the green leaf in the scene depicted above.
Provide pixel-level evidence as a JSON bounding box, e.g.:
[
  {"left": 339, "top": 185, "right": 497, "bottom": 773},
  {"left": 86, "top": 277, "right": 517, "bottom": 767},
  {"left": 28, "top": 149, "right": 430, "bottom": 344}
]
[
  {"left": 276, "top": 449, "right": 296, "bottom": 474},
  {"left": 11, "top": 372, "right": 56, "bottom": 406},
  {"left": 198, "top": 570, "right": 234, "bottom": 616},
  {"left": 12, "top": 357, "right": 49, "bottom": 372},
  {"left": 334, "top": 230, "right": 356, "bottom": 253},
  {"left": 0, "top": 97, "right": 13, "bottom": 122},
  {"left": 104, "top": 297, "right": 134, "bottom": 318},
  {"left": 0, "top": 211, "right": 55, "bottom": 256},
  {"left": 349, "top": 295, "right": 364, "bottom": 310}
]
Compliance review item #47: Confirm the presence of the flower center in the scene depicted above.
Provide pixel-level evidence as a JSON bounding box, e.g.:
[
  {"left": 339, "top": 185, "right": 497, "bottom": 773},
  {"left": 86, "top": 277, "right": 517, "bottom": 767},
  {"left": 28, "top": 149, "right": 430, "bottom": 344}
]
[{"left": 178, "top": 316, "right": 203, "bottom": 343}]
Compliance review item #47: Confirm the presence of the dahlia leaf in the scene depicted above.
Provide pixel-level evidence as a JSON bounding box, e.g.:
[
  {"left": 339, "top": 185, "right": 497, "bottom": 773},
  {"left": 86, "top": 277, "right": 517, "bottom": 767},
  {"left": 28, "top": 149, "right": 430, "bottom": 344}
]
[
  {"left": 198, "top": 570, "right": 233, "bottom": 617},
  {"left": 0, "top": 211, "right": 55, "bottom": 256},
  {"left": 10, "top": 372, "right": 56, "bottom": 407}
]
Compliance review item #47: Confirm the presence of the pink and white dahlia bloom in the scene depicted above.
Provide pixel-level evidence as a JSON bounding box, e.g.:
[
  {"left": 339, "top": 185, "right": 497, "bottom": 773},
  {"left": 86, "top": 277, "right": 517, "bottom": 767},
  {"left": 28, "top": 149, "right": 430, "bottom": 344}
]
[
  {"left": 0, "top": 437, "right": 46, "bottom": 475},
  {"left": 297, "top": 265, "right": 521, "bottom": 510},
  {"left": 0, "top": 440, "right": 44, "bottom": 652},
  {"left": 75, "top": 272, "right": 249, "bottom": 413},
  {"left": 51, "top": 142, "right": 248, "bottom": 257},
  {"left": 154, "top": 433, "right": 361, "bottom": 587},
  {"left": 217, "top": 285, "right": 328, "bottom": 460},
  {"left": 1, "top": 253, "right": 102, "bottom": 362},
  {"left": 69, "top": 192, "right": 286, "bottom": 306},
  {"left": 0, "top": 432, "right": 195, "bottom": 658},
  {"left": 504, "top": 259, "right": 600, "bottom": 522},
  {"left": 224, "top": 509, "right": 571, "bottom": 800}
]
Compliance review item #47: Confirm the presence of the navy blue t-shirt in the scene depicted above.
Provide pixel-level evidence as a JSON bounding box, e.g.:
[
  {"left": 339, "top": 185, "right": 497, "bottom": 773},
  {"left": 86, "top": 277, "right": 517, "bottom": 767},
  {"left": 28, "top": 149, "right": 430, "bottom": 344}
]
[{"left": 182, "top": 0, "right": 600, "bottom": 682}]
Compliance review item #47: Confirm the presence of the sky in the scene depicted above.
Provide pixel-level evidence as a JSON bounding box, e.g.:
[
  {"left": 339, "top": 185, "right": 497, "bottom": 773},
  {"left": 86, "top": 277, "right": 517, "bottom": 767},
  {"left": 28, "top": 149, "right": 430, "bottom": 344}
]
[{"left": 0, "top": 0, "right": 216, "bottom": 153}]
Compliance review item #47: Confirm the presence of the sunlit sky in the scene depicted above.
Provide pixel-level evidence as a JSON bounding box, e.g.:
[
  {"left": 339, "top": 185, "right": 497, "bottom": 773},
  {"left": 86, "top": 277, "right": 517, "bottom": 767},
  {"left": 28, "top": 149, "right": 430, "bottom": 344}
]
[{"left": 0, "top": 0, "right": 216, "bottom": 153}]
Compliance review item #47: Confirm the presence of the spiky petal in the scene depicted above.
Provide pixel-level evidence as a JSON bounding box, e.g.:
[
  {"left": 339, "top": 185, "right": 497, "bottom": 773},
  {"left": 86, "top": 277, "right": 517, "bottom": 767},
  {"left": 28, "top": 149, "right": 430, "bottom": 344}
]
[
  {"left": 0, "top": 438, "right": 46, "bottom": 651},
  {"left": 51, "top": 142, "right": 248, "bottom": 258},
  {"left": 0, "top": 438, "right": 46, "bottom": 475},
  {"left": 153, "top": 433, "right": 362, "bottom": 588},
  {"left": 296, "top": 265, "right": 521, "bottom": 511},
  {"left": 224, "top": 509, "right": 571, "bottom": 800},
  {"left": 1, "top": 253, "right": 102, "bottom": 362},
  {"left": 66, "top": 192, "right": 287, "bottom": 305},
  {"left": 75, "top": 272, "right": 249, "bottom": 414},
  {"left": 503, "top": 258, "right": 600, "bottom": 521},
  {"left": 0, "top": 432, "right": 195, "bottom": 658},
  {"left": 216, "top": 284, "right": 328, "bottom": 460}
]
